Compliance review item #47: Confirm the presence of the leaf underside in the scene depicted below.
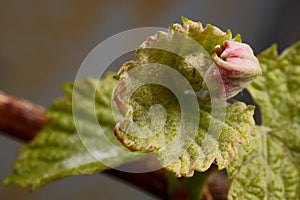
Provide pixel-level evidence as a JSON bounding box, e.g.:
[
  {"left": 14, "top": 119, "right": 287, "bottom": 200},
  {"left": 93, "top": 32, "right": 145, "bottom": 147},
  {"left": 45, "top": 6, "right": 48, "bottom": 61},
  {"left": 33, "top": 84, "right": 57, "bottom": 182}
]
[{"left": 4, "top": 74, "right": 140, "bottom": 189}]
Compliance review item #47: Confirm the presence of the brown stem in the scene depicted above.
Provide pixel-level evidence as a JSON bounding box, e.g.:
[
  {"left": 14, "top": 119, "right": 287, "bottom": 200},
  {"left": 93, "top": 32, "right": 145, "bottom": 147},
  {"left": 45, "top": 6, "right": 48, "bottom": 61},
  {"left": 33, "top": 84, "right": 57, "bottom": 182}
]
[
  {"left": 0, "top": 91, "right": 228, "bottom": 200},
  {"left": 0, "top": 91, "right": 48, "bottom": 141}
]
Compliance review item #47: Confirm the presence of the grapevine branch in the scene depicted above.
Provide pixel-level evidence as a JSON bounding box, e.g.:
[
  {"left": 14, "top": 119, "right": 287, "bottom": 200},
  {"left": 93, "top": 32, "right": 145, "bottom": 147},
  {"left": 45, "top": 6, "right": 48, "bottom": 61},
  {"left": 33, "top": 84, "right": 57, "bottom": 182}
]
[
  {"left": 0, "top": 90, "right": 228, "bottom": 200},
  {"left": 0, "top": 91, "right": 48, "bottom": 141}
]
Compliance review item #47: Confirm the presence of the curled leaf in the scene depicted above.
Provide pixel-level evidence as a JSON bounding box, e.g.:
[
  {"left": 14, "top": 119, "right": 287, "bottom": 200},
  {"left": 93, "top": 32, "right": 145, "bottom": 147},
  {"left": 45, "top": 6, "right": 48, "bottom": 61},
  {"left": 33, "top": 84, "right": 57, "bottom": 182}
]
[
  {"left": 114, "top": 85, "right": 255, "bottom": 176},
  {"left": 113, "top": 18, "right": 257, "bottom": 176},
  {"left": 118, "top": 17, "right": 261, "bottom": 98}
]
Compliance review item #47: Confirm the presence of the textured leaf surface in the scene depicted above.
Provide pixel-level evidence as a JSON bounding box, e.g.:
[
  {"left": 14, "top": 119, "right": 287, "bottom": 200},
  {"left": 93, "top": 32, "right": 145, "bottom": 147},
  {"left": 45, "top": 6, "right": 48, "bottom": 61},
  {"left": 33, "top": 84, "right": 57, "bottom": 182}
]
[
  {"left": 118, "top": 17, "right": 260, "bottom": 97},
  {"left": 227, "top": 42, "right": 300, "bottom": 199},
  {"left": 169, "top": 17, "right": 261, "bottom": 98},
  {"left": 170, "top": 16, "right": 241, "bottom": 55},
  {"left": 115, "top": 86, "right": 255, "bottom": 177},
  {"left": 4, "top": 74, "right": 140, "bottom": 189},
  {"left": 134, "top": 16, "right": 242, "bottom": 93},
  {"left": 114, "top": 17, "right": 257, "bottom": 177}
]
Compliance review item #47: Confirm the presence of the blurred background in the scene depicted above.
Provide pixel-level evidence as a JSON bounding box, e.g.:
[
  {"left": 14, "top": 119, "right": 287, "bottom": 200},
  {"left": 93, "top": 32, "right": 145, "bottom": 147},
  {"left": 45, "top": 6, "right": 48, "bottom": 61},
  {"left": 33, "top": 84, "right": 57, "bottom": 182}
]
[{"left": 0, "top": 0, "right": 299, "bottom": 199}]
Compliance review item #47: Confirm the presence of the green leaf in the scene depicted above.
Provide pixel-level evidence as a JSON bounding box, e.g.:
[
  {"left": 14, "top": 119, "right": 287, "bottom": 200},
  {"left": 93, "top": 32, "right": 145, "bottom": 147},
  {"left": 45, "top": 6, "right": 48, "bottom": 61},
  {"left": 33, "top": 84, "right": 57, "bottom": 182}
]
[
  {"left": 133, "top": 17, "right": 243, "bottom": 92},
  {"left": 118, "top": 17, "right": 260, "bottom": 98},
  {"left": 114, "top": 84, "right": 255, "bottom": 176},
  {"left": 4, "top": 73, "right": 141, "bottom": 189},
  {"left": 227, "top": 126, "right": 300, "bottom": 200},
  {"left": 114, "top": 17, "right": 257, "bottom": 177},
  {"left": 172, "top": 16, "right": 241, "bottom": 55},
  {"left": 227, "top": 42, "right": 300, "bottom": 199}
]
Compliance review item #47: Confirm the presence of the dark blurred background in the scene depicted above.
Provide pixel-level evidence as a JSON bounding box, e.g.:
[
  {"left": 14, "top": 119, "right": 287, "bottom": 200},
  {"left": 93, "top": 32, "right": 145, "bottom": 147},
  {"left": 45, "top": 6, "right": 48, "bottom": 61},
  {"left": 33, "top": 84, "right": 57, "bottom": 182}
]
[{"left": 0, "top": 0, "right": 299, "bottom": 199}]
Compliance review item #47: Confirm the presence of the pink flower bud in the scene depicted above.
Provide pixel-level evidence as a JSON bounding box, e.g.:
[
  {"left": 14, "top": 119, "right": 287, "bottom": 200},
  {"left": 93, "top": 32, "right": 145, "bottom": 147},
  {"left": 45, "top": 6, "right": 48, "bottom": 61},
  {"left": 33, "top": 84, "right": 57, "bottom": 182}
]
[{"left": 212, "top": 40, "right": 262, "bottom": 97}]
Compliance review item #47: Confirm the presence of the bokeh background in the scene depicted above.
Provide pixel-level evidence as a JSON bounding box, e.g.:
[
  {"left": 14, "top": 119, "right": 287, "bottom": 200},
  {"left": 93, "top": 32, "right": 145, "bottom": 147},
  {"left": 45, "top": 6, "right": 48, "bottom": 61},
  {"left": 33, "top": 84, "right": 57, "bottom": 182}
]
[{"left": 1, "top": 0, "right": 299, "bottom": 199}]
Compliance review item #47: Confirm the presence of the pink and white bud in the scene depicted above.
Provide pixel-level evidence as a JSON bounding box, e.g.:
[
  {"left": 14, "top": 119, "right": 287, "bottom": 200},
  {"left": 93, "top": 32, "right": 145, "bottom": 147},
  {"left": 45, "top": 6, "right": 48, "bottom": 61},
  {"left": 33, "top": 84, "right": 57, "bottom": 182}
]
[{"left": 213, "top": 40, "right": 262, "bottom": 97}]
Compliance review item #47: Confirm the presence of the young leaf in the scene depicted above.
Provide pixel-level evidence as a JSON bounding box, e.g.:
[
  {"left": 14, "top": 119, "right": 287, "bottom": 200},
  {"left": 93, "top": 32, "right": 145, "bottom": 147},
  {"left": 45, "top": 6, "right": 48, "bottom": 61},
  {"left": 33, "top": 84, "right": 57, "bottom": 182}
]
[
  {"left": 114, "top": 17, "right": 258, "bottom": 177},
  {"left": 114, "top": 83, "right": 255, "bottom": 177},
  {"left": 227, "top": 42, "right": 300, "bottom": 199},
  {"left": 4, "top": 74, "right": 141, "bottom": 189},
  {"left": 133, "top": 16, "right": 261, "bottom": 97}
]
